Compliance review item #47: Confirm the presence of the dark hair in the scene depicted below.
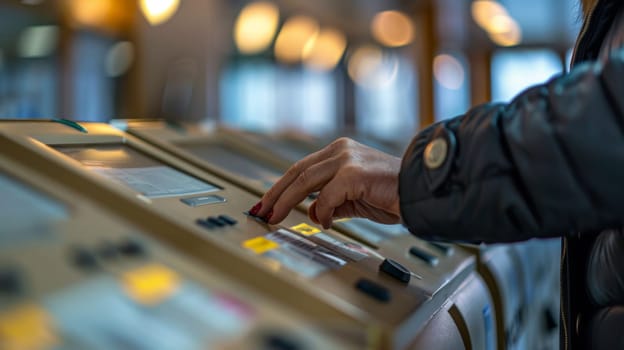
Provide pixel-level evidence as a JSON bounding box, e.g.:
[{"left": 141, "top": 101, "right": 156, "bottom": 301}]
[{"left": 581, "top": 0, "right": 598, "bottom": 16}]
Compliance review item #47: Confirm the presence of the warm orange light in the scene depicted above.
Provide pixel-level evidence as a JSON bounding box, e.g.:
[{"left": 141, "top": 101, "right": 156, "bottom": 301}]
[
  {"left": 70, "top": 0, "right": 113, "bottom": 28},
  {"left": 471, "top": 1, "right": 521, "bottom": 46},
  {"left": 303, "top": 28, "right": 346, "bottom": 71},
  {"left": 371, "top": 10, "right": 415, "bottom": 47},
  {"left": 234, "top": 2, "right": 280, "bottom": 54},
  {"left": 274, "top": 16, "right": 319, "bottom": 64},
  {"left": 66, "top": 0, "right": 132, "bottom": 32},
  {"left": 471, "top": 0, "right": 508, "bottom": 29},
  {"left": 483, "top": 14, "right": 514, "bottom": 33},
  {"left": 433, "top": 54, "right": 465, "bottom": 90},
  {"left": 140, "top": 0, "right": 180, "bottom": 26},
  {"left": 488, "top": 20, "right": 522, "bottom": 46}
]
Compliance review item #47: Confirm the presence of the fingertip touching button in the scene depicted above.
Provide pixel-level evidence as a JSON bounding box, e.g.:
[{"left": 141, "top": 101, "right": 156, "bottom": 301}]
[
  {"left": 409, "top": 246, "right": 439, "bottom": 266},
  {"left": 355, "top": 278, "right": 391, "bottom": 302},
  {"left": 379, "top": 258, "right": 411, "bottom": 284}
]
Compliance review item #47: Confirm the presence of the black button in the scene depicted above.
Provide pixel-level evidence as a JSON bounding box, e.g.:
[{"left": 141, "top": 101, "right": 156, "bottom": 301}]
[
  {"left": 0, "top": 267, "right": 22, "bottom": 294},
  {"left": 218, "top": 215, "right": 237, "bottom": 225},
  {"left": 428, "top": 242, "right": 454, "bottom": 255},
  {"left": 355, "top": 278, "right": 391, "bottom": 302},
  {"left": 196, "top": 218, "right": 215, "bottom": 229},
  {"left": 379, "top": 258, "right": 411, "bottom": 284},
  {"left": 71, "top": 248, "right": 98, "bottom": 270},
  {"left": 409, "top": 246, "right": 439, "bottom": 266},
  {"left": 118, "top": 239, "right": 145, "bottom": 257},
  {"left": 262, "top": 332, "right": 303, "bottom": 350},
  {"left": 207, "top": 217, "right": 226, "bottom": 227}
]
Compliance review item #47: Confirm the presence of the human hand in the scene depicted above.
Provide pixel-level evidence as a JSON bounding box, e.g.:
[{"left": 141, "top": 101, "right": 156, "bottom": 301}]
[{"left": 250, "top": 137, "right": 402, "bottom": 229}]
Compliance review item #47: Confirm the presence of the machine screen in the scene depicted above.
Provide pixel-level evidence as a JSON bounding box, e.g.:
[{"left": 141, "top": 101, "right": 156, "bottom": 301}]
[
  {"left": 0, "top": 172, "right": 67, "bottom": 237},
  {"left": 55, "top": 144, "right": 220, "bottom": 198},
  {"left": 44, "top": 275, "right": 252, "bottom": 350},
  {"left": 179, "top": 143, "right": 282, "bottom": 188}
]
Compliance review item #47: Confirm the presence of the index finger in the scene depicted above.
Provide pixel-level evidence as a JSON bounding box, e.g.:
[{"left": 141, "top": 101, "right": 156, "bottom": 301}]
[{"left": 257, "top": 143, "right": 337, "bottom": 217}]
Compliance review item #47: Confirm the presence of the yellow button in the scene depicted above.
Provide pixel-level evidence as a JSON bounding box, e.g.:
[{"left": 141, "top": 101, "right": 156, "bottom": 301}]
[
  {"left": 243, "top": 236, "right": 279, "bottom": 254},
  {"left": 0, "top": 304, "right": 57, "bottom": 350},
  {"left": 122, "top": 264, "right": 180, "bottom": 306},
  {"left": 424, "top": 137, "right": 448, "bottom": 169},
  {"left": 291, "top": 223, "right": 321, "bottom": 236}
]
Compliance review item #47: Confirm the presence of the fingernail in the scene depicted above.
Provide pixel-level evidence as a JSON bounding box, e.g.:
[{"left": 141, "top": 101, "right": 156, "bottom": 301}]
[
  {"left": 264, "top": 209, "right": 274, "bottom": 223},
  {"left": 249, "top": 202, "right": 262, "bottom": 216}
]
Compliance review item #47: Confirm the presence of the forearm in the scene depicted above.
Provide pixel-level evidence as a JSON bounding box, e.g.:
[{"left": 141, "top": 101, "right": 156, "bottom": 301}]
[{"left": 400, "top": 50, "right": 624, "bottom": 243}]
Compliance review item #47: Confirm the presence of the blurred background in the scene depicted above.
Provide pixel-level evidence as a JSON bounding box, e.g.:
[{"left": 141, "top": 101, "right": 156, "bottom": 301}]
[{"left": 0, "top": 0, "right": 580, "bottom": 142}]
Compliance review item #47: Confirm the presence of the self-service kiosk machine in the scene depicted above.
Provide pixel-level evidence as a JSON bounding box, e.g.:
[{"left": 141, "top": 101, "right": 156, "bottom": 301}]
[
  {"left": 121, "top": 120, "right": 560, "bottom": 350},
  {"left": 122, "top": 121, "right": 479, "bottom": 297},
  {"left": 0, "top": 121, "right": 496, "bottom": 350},
  {"left": 246, "top": 129, "right": 563, "bottom": 350},
  {"left": 0, "top": 140, "right": 354, "bottom": 350}
]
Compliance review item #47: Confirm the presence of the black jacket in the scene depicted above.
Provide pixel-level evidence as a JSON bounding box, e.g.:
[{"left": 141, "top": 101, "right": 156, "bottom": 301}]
[{"left": 399, "top": 1, "right": 624, "bottom": 349}]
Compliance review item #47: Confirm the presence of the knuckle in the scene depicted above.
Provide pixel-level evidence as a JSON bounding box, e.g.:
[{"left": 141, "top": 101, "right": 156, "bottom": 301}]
[
  {"left": 331, "top": 137, "right": 351, "bottom": 150},
  {"left": 285, "top": 161, "right": 303, "bottom": 178},
  {"left": 294, "top": 170, "right": 310, "bottom": 187}
]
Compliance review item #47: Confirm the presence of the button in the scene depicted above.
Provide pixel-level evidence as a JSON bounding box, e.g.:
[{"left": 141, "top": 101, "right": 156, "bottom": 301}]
[
  {"left": 428, "top": 242, "right": 454, "bottom": 256},
  {"left": 409, "top": 246, "right": 439, "bottom": 266},
  {"left": 355, "top": 278, "right": 391, "bottom": 302},
  {"left": 0, "top": 268, "right": 22, "bottom": 295},
  {"left": 218, "top": 215, "right": 237, "bottom": 225},
  {"left": 71, "top": 248, "right": 98, "bottom": 270},
  {"left": 118, "top": 239, "right": 145, "bottom": 257},
  {"left": 424, "top": 137, "right": 448, "bottom": 169},
  {"left": 181, "top": 195, "right": 226, "bottom": 207},
  {"left": 262, "top": 332, "right": 303, "bottom": 350},
  {"left": 379, "top": 258, "right": 411, "bottom": 284},
  {"left": 207, "top": 217, "right": 226, "bottom": 227},
  {"left": 196, "top": 218, "right": 215, "bottom": 230}
]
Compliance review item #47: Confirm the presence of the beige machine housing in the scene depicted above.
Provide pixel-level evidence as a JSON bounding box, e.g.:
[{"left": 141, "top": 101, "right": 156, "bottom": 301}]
[
  {"left": 0, "top": 121, "right": 496, "bottom": 349},
  {"left": 122, "top": 120, "right": 499, "bottom": 350},
  {"left": 0, "top": 144, "right": 355, "bottom": 349},
  {"left": 123, "top": 120, "right": 562, "bottom": 350}
]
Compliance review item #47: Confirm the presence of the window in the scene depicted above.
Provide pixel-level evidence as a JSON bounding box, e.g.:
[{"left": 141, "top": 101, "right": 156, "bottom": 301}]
[
  {"left": 491, "top": 49, "right": 563, "bottom": 102},
  {"left": 433, "top": 51, "right": 470, "bottom": 121},
  {"left": 220, "top": 60, "right": 337, "bottom": 136},
  {"left": 354, "top": 52, "right": 417, "bottom": 141}
]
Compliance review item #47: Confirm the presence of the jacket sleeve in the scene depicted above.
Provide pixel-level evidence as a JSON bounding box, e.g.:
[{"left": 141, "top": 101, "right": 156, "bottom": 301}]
[{"left": 399, "top": 49, "right": 624, "bottom": 243}]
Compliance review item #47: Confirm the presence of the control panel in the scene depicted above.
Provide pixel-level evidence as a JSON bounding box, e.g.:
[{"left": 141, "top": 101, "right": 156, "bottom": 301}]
[
  {"left": 0, "top": 121, "right": 494, "bottom": 349},
  {"left": 124, "top": 121, "right": 477, "bottom": 297},
  {"left": 0, "top": 152, "right": 353, "bottom": 350}
]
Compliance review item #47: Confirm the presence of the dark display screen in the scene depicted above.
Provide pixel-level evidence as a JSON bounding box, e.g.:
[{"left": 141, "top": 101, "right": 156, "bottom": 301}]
[
  {"left": 0, "top": 172, "right": 67, "bottom": 236},
  {"left": 179, "top": 143, "right": 283, "bottom": 188},
  {"left": 55, "top": 144, "right": 220, "bottom": 198}
]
